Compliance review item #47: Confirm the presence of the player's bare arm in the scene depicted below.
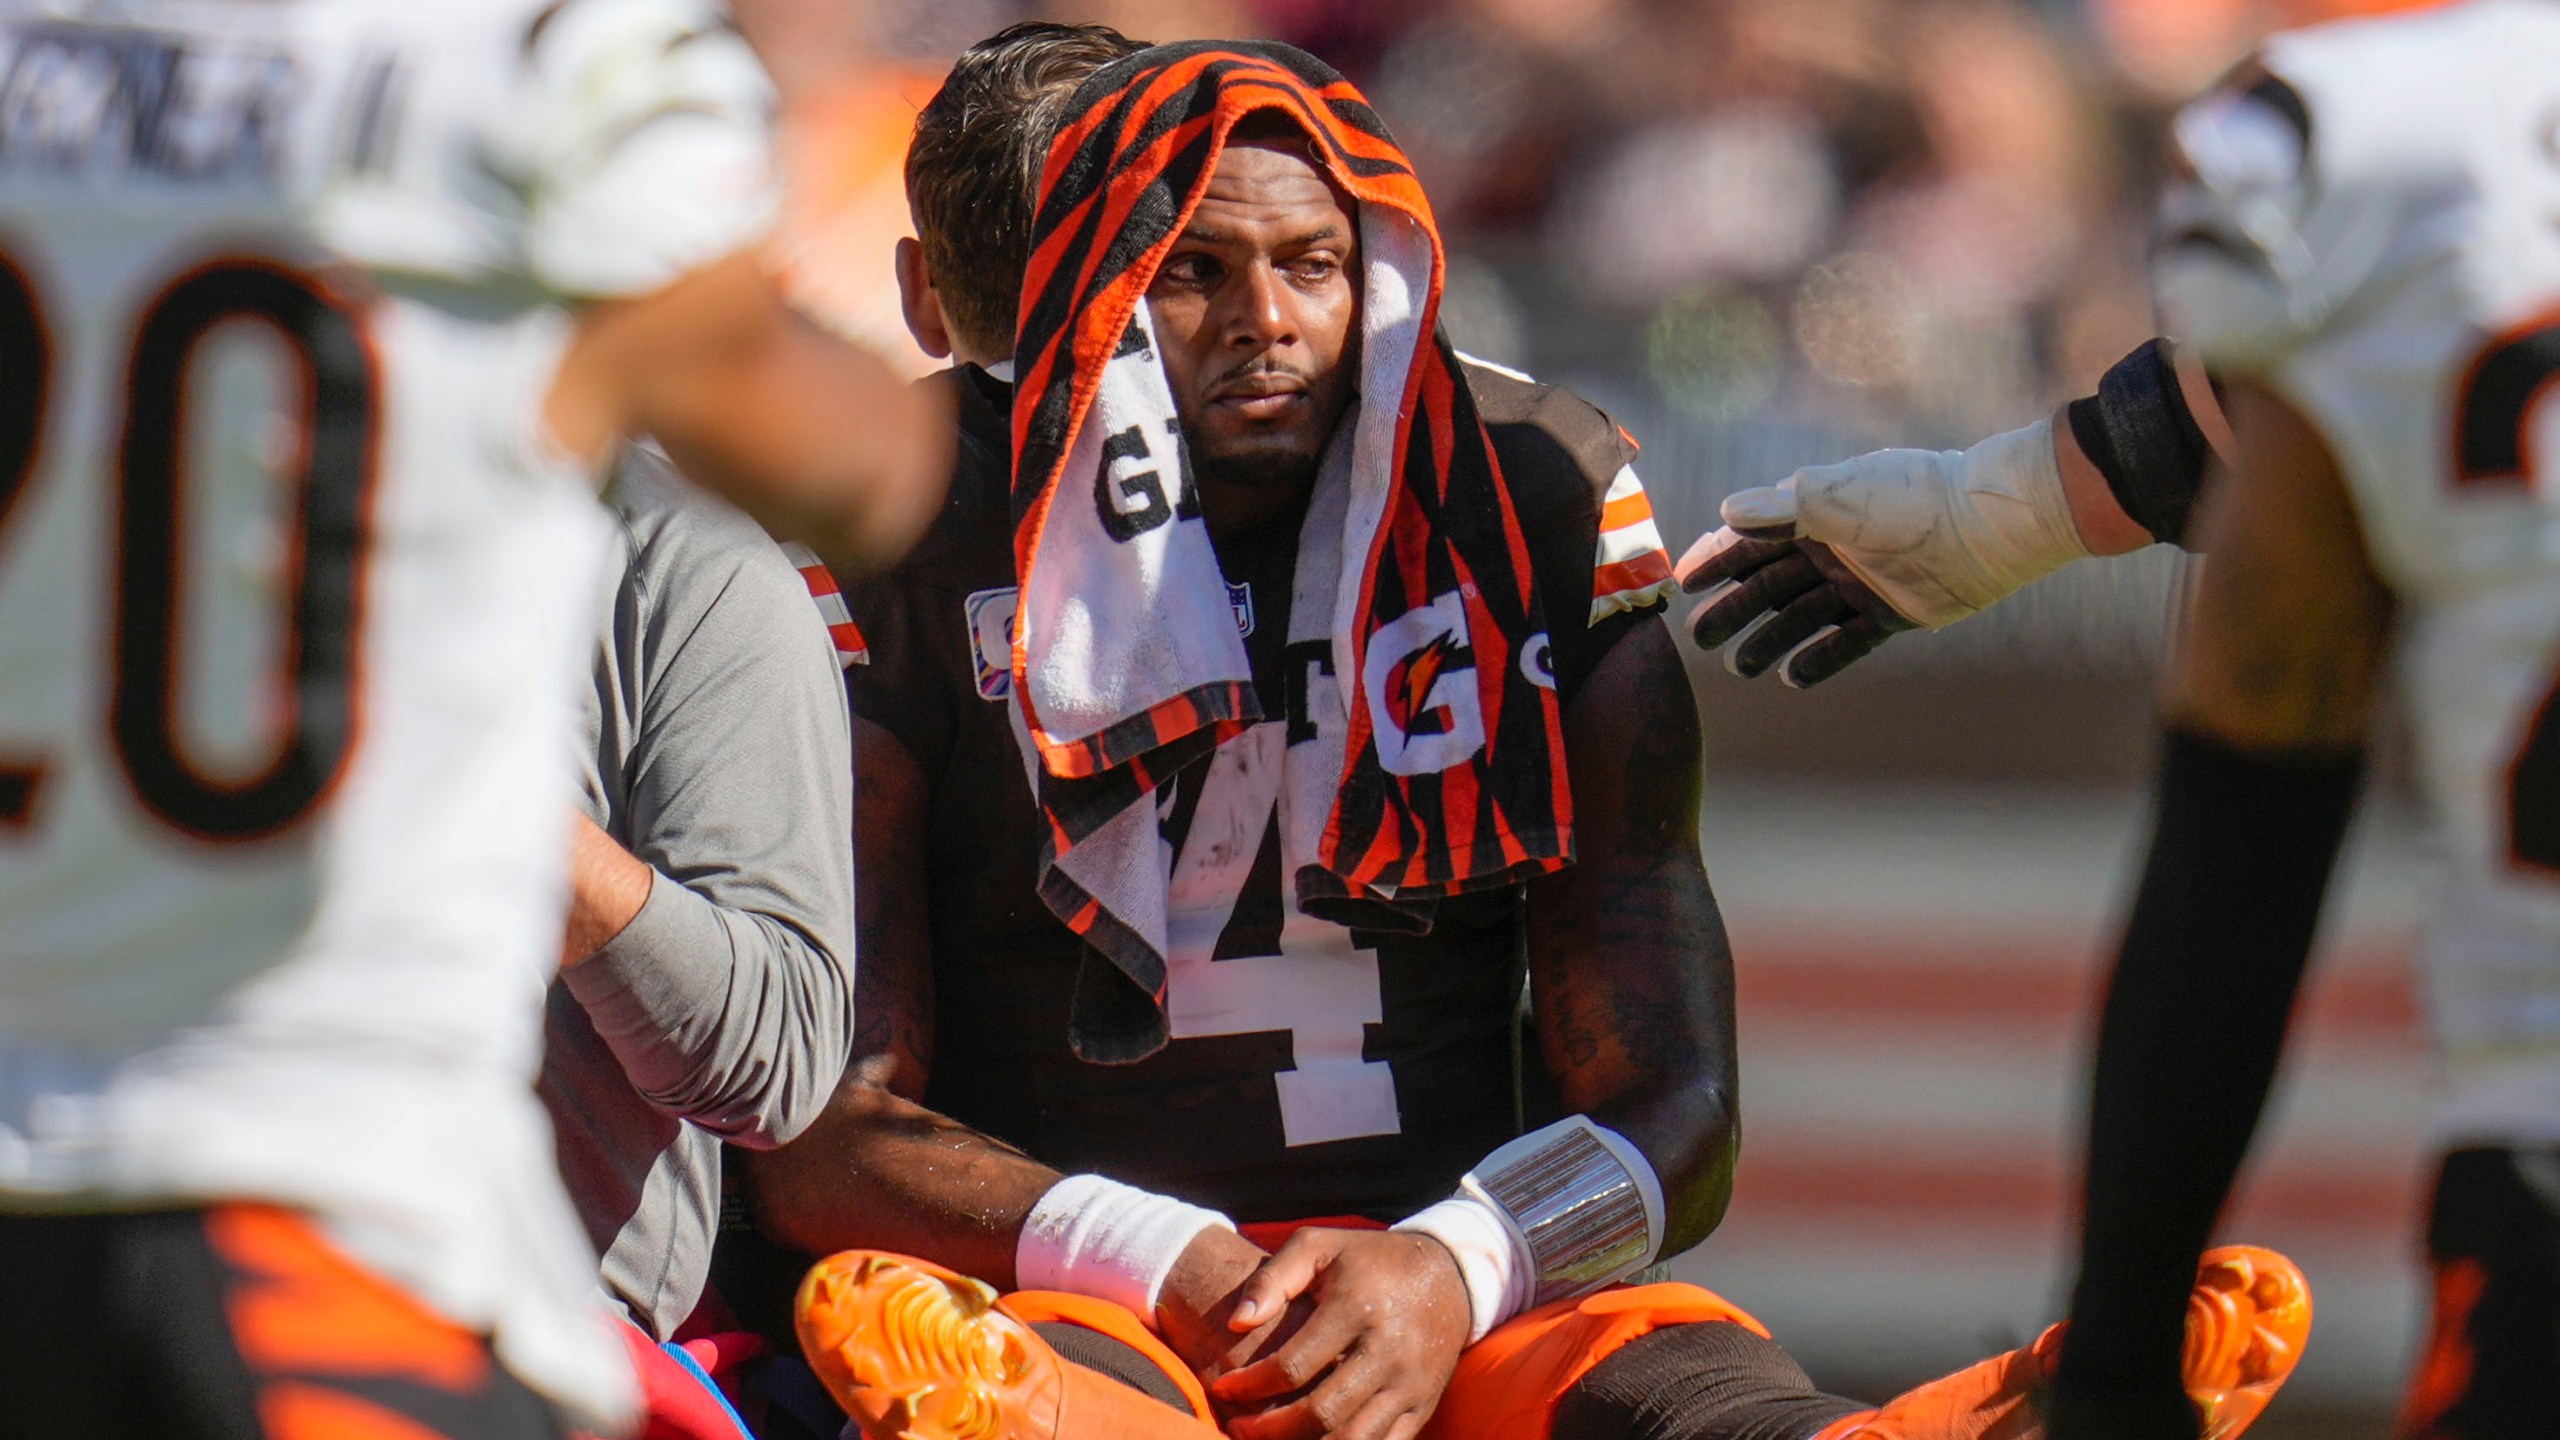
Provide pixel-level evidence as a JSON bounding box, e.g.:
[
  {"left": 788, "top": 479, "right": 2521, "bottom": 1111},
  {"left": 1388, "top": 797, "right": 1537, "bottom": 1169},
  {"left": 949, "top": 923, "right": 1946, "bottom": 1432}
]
[
  {"left": 2050, "top": 378, "right": 2390, "bottom": 1440},
  {"left": 1523, "top": 619, "right": 1739, "bottom": 1249},
  {"left": 2163, "top": 381, "right": 2392, "bottom": 749},
  {"left": 544, "top": 249, "right": 955, "bottom": 576},
  {"left": 560, "top": 813, "right": 655, "bottom": 967}
]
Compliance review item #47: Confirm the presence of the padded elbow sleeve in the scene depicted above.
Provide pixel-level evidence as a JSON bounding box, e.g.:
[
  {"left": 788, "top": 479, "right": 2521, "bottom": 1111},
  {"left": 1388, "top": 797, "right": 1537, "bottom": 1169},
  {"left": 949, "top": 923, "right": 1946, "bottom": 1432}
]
[{"left": 2065, "top": 338, "right": 2212, "bottom": 547}]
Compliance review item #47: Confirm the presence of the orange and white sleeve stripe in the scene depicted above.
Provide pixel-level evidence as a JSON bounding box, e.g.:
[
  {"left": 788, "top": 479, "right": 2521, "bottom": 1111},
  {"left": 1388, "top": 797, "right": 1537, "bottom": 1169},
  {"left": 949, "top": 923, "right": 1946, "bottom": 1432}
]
[
  {"left": 1591, "top": 465, "right": 1677, "bottom": 624},
  {"left": 779, "top": 542, "right": 870, "bottom": 667}
]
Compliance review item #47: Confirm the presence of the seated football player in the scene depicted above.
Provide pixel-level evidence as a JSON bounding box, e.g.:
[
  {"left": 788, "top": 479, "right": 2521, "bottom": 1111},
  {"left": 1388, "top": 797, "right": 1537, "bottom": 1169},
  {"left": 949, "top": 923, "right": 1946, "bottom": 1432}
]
[
  {"left": 740, "top": 26, "right": 2308, "bottom": 1440},
  {"left": 1678, "top": 9, "right": 2560, "bottom": 1437}
]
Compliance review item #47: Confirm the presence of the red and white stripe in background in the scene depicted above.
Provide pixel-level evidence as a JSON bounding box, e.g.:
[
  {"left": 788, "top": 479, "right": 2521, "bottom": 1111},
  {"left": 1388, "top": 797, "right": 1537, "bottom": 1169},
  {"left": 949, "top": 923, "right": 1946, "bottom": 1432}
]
[{"left": 1672, "top": 785, "right": 2429, "bottom": 1411}]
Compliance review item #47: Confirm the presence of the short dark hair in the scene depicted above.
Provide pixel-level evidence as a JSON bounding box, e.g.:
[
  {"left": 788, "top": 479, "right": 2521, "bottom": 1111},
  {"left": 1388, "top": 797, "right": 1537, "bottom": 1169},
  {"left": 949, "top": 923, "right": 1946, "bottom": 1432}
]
[{"left": 907, "top": 22, "right": 1147, "bottom": 359}]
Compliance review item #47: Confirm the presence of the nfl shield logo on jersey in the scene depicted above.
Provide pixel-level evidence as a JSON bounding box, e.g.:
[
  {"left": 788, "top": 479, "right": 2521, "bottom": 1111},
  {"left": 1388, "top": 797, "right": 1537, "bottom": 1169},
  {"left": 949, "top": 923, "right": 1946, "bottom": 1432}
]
[
  {"left": 1229, "top": 581, "right": 1255, "bottom": 638},
  {"left": 965, "top": 587, "right": 1019, "bottom": 701}
]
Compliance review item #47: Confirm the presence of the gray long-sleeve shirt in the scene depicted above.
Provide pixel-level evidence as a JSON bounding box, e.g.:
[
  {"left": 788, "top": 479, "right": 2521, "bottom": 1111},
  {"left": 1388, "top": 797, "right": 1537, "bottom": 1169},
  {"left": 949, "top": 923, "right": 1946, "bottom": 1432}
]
[{"left": 540, "top": 450, "right": 856, "bottom": 1338}]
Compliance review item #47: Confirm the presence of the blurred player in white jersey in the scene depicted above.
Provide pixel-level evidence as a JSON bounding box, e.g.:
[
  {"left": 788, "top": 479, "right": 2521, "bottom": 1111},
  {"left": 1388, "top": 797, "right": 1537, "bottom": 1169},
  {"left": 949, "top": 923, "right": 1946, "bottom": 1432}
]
[
  {"left": 1678, "top": 2, "right": 2560, "bottom": 1434},
  {"left": 0, "top": 1, "right": 945, "bottom": 1435}
]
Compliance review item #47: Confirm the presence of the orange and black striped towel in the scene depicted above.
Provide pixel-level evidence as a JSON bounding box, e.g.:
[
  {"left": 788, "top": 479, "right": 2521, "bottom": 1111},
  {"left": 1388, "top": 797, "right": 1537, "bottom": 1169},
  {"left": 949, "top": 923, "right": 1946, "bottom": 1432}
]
[{"left": 1006, "top": 42, "right": 1575, "bottom": 1063}]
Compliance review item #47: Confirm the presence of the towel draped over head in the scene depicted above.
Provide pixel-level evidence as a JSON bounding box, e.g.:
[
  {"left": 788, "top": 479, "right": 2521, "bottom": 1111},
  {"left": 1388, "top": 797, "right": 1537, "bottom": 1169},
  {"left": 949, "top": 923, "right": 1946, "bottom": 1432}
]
[{"left": 1004, "top": 40, "right": 1573, "bottom": 1063}]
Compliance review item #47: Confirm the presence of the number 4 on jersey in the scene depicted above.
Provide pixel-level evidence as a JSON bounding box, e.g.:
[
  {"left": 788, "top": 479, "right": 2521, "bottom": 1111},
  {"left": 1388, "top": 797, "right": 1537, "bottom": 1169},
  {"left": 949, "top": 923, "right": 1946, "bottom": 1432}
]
[{"left": 1163, "top": 724, "right": 1402, "bottom": 1148}]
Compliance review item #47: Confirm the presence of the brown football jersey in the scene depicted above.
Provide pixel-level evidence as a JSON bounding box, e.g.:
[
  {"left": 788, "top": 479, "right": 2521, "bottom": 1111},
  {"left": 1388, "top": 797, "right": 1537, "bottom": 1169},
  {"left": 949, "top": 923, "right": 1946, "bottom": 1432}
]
[{"left": 846, "top": 361, "right": 1663, "bottom": 1222}]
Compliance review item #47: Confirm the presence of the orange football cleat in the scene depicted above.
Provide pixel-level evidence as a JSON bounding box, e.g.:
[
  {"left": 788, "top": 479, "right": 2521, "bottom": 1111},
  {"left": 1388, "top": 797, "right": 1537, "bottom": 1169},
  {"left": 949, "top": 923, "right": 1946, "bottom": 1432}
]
[
  {"left": 2180, "top": 1245, "right": 2313, "bottom": 1440},
  {"left": 1810, "top": 1245, "right": 2311, "bottom": 1440},
  {"left": 793, "top": 1249, "right": 1223, "bottom": 1440}
]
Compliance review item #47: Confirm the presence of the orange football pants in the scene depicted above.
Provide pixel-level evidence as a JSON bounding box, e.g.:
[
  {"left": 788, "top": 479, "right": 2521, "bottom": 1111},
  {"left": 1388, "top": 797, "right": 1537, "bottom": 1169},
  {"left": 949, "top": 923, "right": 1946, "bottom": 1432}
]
[{"left": 1000, "top": 1281, "right": 1768, "bottom": 1440}]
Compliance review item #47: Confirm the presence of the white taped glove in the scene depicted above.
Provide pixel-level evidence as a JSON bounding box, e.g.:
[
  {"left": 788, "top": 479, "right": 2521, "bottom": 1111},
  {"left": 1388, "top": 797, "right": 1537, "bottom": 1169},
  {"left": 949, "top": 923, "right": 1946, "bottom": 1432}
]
[{"left": 1673, "top": 418, "right": 2089, "bottom": 686}]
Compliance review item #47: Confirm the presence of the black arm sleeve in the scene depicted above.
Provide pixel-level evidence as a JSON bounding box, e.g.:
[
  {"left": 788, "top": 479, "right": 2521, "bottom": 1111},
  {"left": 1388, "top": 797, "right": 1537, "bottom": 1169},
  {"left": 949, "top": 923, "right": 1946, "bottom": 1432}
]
[
  {"left": 2065, "top": 338, "right": 2214, "bottom": 548},
  {"left": 2050, "top": 726, "right": 2362, "bottom": 1418}
]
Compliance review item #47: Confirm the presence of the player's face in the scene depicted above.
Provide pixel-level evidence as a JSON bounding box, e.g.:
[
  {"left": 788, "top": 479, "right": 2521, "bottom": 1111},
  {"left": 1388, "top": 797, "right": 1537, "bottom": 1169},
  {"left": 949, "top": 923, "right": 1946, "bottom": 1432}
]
[{"left": 1147, "top": 136, "right": 1359, "bottom": 531}]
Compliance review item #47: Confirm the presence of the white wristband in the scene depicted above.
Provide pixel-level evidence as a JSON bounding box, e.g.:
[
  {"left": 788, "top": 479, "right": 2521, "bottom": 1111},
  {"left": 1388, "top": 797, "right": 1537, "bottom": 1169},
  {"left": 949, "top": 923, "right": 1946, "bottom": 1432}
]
[
  {"left": 1015, "top": 1174, "right": 1235, "bottom": 1318},
  {"left": 1395, "top": 1194, "right": 1533, "bottom": 1343}
]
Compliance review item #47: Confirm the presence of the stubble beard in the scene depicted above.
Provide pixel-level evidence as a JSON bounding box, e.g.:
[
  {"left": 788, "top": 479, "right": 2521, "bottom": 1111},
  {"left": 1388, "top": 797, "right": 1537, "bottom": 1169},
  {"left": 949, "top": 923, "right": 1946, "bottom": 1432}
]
[{"left": 1192, "top": 438, "right": 1327, "bottom": 495}]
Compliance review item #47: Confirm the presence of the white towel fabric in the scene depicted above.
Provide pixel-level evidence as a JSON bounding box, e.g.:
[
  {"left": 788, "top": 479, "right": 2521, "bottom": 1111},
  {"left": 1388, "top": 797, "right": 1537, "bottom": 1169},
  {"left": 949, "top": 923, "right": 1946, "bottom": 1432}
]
[{"left": 1004, "top": 211, "right": 1440, "bottom": 1055}]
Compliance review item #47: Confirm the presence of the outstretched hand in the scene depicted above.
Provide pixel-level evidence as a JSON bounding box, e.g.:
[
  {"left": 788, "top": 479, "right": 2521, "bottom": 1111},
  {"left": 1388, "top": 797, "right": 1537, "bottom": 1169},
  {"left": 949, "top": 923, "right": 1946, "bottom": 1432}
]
[
  {"left": 1675, "top": 476, "right": 1917, "bottom": 689},
  {"left": 1677, "top": 419, "right": 2105, "bottom": 687},
  {"left": 1201, "top": 1227, "right": 1472, "bottom": 1440}
]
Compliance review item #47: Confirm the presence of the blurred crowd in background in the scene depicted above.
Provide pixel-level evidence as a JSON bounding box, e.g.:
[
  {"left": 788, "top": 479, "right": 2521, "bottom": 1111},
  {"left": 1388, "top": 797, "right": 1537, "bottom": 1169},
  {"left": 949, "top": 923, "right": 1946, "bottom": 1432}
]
[
  {"left": 755, "top": 0, "right": 2443, "bottom": 700},
  {"left": 818, "top": 0, "right": 2348, "bottom": 428}
]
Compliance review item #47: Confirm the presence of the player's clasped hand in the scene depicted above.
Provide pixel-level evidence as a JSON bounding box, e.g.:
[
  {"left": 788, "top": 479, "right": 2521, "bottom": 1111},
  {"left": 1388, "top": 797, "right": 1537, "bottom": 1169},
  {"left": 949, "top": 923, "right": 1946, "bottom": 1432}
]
[
  {"left": 1673, "top": 474, "right": 1917, "bottom": 690},
  {"left": 1203, "top": 1228, "right": 1472, "bottom": 1440},
  {"left": 1157, "top": 1224, "right": 1289, "bottom": 1375}
]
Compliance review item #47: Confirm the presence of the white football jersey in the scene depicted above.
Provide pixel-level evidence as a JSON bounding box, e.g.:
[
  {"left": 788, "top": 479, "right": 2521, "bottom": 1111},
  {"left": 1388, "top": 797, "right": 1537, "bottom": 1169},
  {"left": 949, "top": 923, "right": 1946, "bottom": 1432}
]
[
  {"left": 2155, "top": 0, "right": 2560, "bottom": 1149},
  {"left": 0, "top": 0, "right": 776, "bottom": 1423}
]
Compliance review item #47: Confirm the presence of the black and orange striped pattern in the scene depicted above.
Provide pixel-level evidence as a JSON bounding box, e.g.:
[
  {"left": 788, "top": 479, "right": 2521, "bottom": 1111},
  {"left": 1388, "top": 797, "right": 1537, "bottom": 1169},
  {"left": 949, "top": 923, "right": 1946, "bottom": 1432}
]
[
  {"left": 1007, "top": 42, "right": 1576, "bottom": 1062},
  {"left": 0, "top": 1206, "right": 562, "bottom": 1439}
]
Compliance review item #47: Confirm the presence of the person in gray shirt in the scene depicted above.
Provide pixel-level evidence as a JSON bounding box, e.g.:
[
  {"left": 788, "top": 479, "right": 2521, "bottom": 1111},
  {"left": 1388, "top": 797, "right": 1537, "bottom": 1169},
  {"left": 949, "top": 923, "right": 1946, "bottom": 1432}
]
[{"left": 543, "top": 447, "right": 858, "bottom": 1342}]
